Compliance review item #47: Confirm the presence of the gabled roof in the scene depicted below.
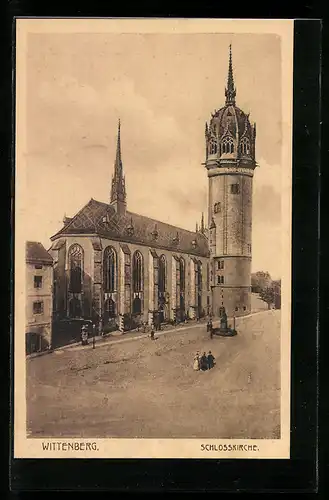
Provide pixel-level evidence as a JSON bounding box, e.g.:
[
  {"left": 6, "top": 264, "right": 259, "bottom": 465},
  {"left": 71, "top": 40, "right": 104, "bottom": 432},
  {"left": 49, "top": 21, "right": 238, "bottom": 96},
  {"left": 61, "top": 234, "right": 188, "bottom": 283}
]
[
  {"left": 26, "top": 241, "right": 53, "bottom": 265},
  {"left": 50, "top": 198, "right": 209, "bottom": 258}
]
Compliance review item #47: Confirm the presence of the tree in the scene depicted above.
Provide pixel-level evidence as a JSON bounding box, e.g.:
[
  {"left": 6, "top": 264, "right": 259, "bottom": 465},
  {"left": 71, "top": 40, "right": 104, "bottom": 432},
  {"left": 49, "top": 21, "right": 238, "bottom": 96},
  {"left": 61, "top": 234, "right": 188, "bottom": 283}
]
[
  {"left": 259, "top": 287, "right": 275, "bottom": 309},
  {"left": 272, "top": 280, "right": 281, "bottom": 309},
  {"left": 251, "top": 271, "right": 272, "bottom": 293}
]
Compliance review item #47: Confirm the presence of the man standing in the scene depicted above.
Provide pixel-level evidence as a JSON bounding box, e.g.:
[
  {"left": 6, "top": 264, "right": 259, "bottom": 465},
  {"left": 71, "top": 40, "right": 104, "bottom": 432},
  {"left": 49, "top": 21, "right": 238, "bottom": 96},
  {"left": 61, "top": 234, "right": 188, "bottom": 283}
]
[{"left": 207, "top": 351, "right": 215, "bottom": 369}]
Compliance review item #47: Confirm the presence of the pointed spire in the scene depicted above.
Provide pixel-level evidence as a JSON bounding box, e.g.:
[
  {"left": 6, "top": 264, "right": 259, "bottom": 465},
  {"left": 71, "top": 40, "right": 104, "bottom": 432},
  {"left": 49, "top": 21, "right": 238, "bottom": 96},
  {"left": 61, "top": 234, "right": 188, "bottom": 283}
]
[
  {"left": 201, "top": 212, "right": 205, "bottom": 233},
  {"left": 115, "top": 118, "right": 122, "bottom": 177},
  {"left": 225, "top": 44, "right": 236, "bottom": 106},
  {"left": 110, "top": 119, "right": 127, "bottom": 215}
]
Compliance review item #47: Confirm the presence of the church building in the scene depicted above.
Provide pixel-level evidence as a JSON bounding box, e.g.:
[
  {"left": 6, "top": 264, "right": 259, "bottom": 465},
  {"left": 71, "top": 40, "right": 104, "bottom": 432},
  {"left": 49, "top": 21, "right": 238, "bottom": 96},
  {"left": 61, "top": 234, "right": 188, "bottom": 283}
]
[
  {"left": 49, "top": 121, "right": 210, "bottom": 333},
  {"left": 48, "top": 46, "right": 256, "bottom": 334}
]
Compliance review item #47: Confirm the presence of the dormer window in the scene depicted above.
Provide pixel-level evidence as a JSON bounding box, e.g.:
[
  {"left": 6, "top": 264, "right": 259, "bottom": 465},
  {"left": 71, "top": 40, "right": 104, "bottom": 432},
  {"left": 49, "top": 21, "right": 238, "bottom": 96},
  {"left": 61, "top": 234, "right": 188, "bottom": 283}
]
[
  {"left": 151, "top": 223, "right": 158, "bottom": 240},
  {"left": 172, "top": 232, "right": 179, "bottom": 245},
  {"left": 126, "top": 217, "right": 134, "bottom": 236}
]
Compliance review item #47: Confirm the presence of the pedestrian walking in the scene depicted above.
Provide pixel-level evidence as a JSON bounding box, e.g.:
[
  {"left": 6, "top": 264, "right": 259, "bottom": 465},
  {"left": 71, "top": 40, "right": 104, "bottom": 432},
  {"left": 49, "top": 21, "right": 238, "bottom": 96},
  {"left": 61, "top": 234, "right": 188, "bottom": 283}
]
[
  {"left": 207, "top": 351, "right": 215, "bottom": 369},
  {"left": 150, "top": 324, "right": 155, "bottom": 340},
  {"left": 193, "top": 352, "right": 200, "bottom": 371},
  {"left": 200, "top": 352, "right": 208, "bottom": 371}
]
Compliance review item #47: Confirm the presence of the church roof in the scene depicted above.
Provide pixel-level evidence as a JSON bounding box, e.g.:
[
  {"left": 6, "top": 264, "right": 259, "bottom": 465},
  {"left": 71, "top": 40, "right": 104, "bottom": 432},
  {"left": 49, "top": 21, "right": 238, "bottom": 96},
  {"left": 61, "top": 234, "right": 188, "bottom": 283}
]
[
  {"left": 50, "top": 198, "right": 209, "bottom": 257},
  {"left": 26, "top": 241, "right": 53, "bottom": 265}
]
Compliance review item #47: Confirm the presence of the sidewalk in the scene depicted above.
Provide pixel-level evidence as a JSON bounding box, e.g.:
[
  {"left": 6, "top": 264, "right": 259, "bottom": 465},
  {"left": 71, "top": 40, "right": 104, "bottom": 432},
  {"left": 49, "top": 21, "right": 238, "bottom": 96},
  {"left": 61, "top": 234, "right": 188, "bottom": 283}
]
[{"left": 27, "top": 309, "right": 269, "bottom": 359}]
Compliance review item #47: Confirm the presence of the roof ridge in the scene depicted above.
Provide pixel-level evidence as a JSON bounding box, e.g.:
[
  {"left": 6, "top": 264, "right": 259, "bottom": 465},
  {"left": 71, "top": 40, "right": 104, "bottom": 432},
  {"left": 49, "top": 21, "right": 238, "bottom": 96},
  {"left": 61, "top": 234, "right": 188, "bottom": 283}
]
[{"left": 126, "top": 210, "right": 198, "bottom": 236}]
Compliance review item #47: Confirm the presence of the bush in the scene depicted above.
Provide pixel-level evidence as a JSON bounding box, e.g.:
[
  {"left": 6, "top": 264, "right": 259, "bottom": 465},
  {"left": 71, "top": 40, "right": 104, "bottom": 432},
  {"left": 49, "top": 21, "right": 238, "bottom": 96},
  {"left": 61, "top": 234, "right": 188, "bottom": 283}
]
[{"left": 103, "top": 320, "right": 118, "bottom": 334}]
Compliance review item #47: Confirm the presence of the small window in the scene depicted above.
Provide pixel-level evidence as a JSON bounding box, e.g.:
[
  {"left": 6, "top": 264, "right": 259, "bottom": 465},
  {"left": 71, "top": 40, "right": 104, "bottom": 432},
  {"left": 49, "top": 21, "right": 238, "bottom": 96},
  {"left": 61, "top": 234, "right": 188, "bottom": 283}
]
[
  {"left": 221, "top": 301, "right": 224, "bottom": 305},
  {"left": 34, "top": 264, "right": 43, "bottom": 270},
  {"left": 34, "top": 276, "right": 42, "bottom": 288},
  {"left": 221, "top": 276, "right": 224, "bottom": 284},
  {"left": 33, "top": 301, "right": 43, "bottom": 315},
  {"left": 230, "top": 183, "right": 240, "bottom": 194},
  {"left": 217, "top": 261, "right": 220, "bottom": 271},
  {"left": 243, "top": 306, "right": 246, "bottom": 311},
  {"left": 217, "top": 276, "right": 221, "bottom": 285},
  {"left": 221, "top": 260, "right": 224, "bottom": 269}
]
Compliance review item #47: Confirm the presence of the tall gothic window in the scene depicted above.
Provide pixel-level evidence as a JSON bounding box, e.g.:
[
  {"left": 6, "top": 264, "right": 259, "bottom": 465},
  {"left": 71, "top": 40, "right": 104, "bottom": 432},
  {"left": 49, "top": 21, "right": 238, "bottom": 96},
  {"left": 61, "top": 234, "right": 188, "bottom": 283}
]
[
  {"left": 103, "top": 246, "right": 117, "bottom": 293},
  {"left": 68, "top": 244, "right": 83, "bottom": 293},
  {"left": 132, "top": 251, "right": 143, "bottom": 293},
  {"left": 158, "top": 255, "right": 166, "bottom": 294},
  {"left": 241, "top": 137, "right": 250, "bottom": 155},
  {"left": 196, "top": 261, "right": 202, "bottom": 292},
  {"left": 221, "top": 136, "right": 234, "bottom": 154},
  {"left": 179, "top": 258, "right": 185, "bottom": 293}
]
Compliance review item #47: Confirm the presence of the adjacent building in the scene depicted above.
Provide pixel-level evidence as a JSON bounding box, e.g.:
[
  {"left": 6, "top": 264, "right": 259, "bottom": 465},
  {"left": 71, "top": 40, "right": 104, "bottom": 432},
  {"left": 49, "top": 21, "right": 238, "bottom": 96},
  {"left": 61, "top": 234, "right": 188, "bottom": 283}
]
[{"left": 25, "top": 241, "right": 53, "bottom": 354}]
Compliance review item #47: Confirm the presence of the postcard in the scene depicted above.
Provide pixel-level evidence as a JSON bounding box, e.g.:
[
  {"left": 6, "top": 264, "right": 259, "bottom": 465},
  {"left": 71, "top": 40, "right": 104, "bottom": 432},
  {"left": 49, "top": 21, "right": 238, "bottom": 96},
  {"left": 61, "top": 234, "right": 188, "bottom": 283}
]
[{"left": 14, "top": 18, "right": 293, "bottom": 459}]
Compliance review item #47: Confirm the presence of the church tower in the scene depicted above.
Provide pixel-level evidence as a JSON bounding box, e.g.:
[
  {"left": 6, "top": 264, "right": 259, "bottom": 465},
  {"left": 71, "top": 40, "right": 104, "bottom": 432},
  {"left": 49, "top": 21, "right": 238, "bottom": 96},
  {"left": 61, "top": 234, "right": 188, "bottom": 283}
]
[
  {"left": 110, "top": 119, "right": 127, "bottom": 216},
  {"left": 205, "top": 45, "right": 257, "bottom": 317}
]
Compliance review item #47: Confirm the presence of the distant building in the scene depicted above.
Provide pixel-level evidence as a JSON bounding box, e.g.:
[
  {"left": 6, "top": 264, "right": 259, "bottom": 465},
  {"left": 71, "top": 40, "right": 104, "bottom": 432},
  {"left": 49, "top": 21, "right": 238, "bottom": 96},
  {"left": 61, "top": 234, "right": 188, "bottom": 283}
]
[{"left": 25, "top": 241, "right": 53, "bottom": 354}]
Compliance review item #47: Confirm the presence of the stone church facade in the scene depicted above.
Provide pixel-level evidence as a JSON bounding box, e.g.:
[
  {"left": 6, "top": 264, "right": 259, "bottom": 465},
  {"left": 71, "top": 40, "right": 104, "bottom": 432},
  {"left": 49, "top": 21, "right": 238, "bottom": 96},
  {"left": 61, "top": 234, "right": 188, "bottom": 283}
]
[
  {"left": 49, "top": 121, "right": 210, "bottom": 333},
  {"left": 48, "top": 46, "right": 256, "bottom": 333}
]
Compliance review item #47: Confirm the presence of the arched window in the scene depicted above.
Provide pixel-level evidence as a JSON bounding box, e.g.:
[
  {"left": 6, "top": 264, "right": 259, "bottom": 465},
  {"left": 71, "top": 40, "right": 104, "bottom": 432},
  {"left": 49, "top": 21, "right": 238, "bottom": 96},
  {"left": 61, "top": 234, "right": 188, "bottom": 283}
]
[
  {"left": 68, "top": 244, "right": 83, "bottom": 293},
  {"left": 221, "top": 136, "right": 234, "bottom": 154},
  {"left": 158, "top": 255, "right": 166, "bottom": 294},
  {"left": 195, "top": 261, "right": 202, "bottom": 294},
  {"left": 179, "top": 258, "right": 185, "bottom": 293},
  {"left": 103, "top": 246, "right": 117, "bottom": 293},
  {"left": 209, "top": 138, "right": 217, "bottom": 155},
  {"left": 132, "top": 297, "right": 142, "bottom": 314},
  {"left": 241, "top": 137, "right": 250, "bottom": 155},
  {"left": 132, "top": 251, "right": 143, "bottom": 293},
  {"left": 69, "top": 297, "right": 82, "bottom": 318},
  {"left": 104, "top": 298, "right": 116, "bottom": 319}
]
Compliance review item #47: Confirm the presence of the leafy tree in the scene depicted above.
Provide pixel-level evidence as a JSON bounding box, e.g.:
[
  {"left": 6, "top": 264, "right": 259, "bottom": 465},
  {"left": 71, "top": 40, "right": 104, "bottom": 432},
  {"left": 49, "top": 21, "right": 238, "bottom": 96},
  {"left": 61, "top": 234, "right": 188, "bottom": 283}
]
[
  {"left": 251, "top": 271, "right": 272, "bottom": 293},
  {"left": 259, "top": 287, "right": 275, "bottom": 309}
]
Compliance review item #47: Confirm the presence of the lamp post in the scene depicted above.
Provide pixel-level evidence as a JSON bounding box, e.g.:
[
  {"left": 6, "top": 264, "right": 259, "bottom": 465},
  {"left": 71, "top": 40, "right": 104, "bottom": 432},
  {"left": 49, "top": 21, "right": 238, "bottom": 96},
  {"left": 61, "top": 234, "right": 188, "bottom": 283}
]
[{"left": 92, "top": 323, "right": 96, "bottom": 349}]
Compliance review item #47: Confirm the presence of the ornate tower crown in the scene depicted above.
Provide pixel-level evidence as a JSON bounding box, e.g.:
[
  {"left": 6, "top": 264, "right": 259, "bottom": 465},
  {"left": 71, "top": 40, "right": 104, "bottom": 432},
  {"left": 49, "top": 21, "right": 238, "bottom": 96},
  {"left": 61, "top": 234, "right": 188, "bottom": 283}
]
[
  {"left": 204, "top": 45, "right": 257, "bottom": 164},
  {"left": 225, "top": 44, "right": 236, "bottom": 106}
]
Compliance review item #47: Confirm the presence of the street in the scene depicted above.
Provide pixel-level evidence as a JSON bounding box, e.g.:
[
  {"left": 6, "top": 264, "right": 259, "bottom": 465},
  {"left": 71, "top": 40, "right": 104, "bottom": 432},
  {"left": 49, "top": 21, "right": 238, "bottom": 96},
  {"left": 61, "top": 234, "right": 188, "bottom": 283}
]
[{"left": 26, "top": 309, "right": 280, "bottom": 439}]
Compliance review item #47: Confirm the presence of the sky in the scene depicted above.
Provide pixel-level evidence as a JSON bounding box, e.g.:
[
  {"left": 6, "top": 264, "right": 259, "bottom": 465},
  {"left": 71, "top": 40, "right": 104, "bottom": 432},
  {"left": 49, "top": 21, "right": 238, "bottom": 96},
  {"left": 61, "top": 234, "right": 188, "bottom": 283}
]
[{"left": 24, "top": 31, "right": 283, "bottom": 279}]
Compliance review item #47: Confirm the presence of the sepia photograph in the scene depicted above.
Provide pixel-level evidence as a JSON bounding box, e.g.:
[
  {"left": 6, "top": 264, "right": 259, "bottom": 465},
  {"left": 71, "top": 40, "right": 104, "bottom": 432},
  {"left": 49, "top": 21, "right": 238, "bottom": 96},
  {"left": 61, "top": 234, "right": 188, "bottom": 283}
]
[{"left": 14, "top": 18, "right": 293, "bottom": 459}]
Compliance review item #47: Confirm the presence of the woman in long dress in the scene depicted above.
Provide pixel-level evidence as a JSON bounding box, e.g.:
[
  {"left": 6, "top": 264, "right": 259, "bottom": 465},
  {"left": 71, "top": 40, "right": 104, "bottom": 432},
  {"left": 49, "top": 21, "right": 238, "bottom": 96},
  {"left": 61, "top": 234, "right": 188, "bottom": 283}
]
[{"left": 193, "top": 353, "right": 200, "bottom": 371}]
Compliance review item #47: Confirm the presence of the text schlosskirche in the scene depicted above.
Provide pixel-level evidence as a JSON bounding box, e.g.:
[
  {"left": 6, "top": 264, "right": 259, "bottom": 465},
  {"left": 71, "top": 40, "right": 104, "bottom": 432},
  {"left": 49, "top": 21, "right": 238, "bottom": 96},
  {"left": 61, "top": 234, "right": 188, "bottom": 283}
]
[{"left": 201, "top": 443, "right": 259, "bottom": 452}]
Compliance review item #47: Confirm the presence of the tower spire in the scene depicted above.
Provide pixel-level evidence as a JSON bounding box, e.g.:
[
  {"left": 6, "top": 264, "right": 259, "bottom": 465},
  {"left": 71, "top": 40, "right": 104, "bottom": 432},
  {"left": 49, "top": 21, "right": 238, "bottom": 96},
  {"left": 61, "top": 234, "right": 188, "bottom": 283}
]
[
  {"left": 201, "top": 212, "right": 205, "bottom": 233},
  {"left": 225, "top": 44, "right": 236, "bottom": 106},
  {"left": 110, "top": 119, "right": 127, "bottom": 215}
]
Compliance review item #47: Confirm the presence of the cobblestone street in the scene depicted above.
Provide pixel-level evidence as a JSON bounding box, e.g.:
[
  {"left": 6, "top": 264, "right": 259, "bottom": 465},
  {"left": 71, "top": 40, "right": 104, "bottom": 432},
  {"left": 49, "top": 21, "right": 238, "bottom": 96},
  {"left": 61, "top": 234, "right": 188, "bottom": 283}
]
[{"left": 27, "top": 309, "right": 280, "bottom": 439}]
